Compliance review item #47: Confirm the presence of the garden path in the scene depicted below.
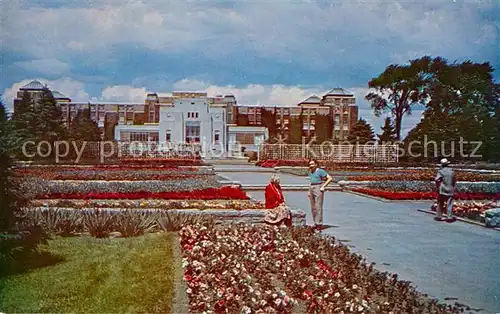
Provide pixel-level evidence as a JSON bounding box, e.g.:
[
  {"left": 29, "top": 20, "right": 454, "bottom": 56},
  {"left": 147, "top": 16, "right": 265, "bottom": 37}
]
[{"left": 216, "top": 165, "right": 500, "bottom": 313}]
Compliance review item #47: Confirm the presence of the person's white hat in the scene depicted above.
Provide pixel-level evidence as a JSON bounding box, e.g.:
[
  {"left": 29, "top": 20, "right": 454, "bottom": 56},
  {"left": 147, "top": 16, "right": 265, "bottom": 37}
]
[{"left": 440, "top": 158, "right": 450, "bottom": 165}]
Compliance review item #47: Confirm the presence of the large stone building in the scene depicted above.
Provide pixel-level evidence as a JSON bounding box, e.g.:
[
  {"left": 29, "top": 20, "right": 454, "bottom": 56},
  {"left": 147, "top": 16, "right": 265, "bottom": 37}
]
[
  {"left": 13, "top": 81, "right": 358, "bottom": 156},
  {"left": 236, "top": 88, "right": 358, "bottom": 142}
]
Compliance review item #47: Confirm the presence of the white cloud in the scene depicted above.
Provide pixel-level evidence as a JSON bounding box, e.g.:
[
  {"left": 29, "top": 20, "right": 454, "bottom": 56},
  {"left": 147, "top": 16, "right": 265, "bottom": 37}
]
[
  {"left": 1, "top": 78, "right": 90, "bottom": 111},
  {"left": 2, "top": 0, "right": 496, "bottom": 66},
  {"left": 12, "top": 58, "right": 70, "bottom": 76},
  {"left": 173, "top": 79, "right": 325, "bottom": 106},
  {"left": 100, "top": 85, "right": 148, "bottom": 103}
]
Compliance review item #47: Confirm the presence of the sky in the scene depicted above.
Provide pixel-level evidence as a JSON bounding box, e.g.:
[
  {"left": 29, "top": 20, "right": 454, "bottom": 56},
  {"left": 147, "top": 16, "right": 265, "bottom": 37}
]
[{"left": 1, "top": 0, "right": 499, "bottom": 137}]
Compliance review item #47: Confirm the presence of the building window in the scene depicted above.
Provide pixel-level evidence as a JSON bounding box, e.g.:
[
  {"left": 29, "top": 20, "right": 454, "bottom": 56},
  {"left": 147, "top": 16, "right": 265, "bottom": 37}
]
[
  {"left": 334, "top": 114, "right": 340, "bottom": 125},
  {"left": 214, "top": 131, "right": 220, "bottom": 143},
  {"left": 195, "top": 112, "right": 199, "bottom": 118},
  {"left": 151, "top": 132, "right": 159, "bottom": 142},
  {"left": 187, "top": 112, "right": 191, "bottom": 118},
  {"left": 166, "top": 130, "right": 171, "bottom": 142},
  {"left": 185, "top": 123, "right": 200, "bottom": 143}
]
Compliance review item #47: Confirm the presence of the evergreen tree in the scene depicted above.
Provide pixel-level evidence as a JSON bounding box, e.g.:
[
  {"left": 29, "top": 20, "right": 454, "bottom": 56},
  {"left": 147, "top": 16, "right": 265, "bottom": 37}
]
[
  {"left": 348, "top": 118, "right": 375, "bottom": 144},
  {"left": 70, "top": 108, "right": 101, "bottom": 141},
  {"left": 377, "top": 117, "right": 397, "bottom": 144},
  {"left": 314, "top": 112, "right": 333, "bottom": 143},
  {"left": 11, "top": 90, "right": 36, "bottom": 141},
  {"left": 289, "top": 116, "right": 303, "bottom": 144},
  {"left": 0, "top": 100, "right": 24, "bottom": 230},
  {"left": 33, "top": 88, "right": 67, "bottom": 143}
]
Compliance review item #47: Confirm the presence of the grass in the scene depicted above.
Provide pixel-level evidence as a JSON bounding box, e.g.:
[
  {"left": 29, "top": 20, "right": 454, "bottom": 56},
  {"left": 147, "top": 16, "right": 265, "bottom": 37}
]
[{"left": 0, "top": 232, "right": 176, "bottom": 313}]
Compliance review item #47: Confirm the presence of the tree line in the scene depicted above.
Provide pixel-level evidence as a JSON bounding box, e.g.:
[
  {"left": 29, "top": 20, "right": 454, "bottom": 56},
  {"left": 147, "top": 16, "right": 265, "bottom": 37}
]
[{"left": 252, "top": 56, "right": 499, "bottom": 162}]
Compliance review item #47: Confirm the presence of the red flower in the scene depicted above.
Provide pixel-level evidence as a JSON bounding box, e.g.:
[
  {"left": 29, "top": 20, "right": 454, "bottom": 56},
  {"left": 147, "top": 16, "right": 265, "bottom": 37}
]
[
  {"left": 37, "top": 186, "right": 250, "bottom": 200},
  {"left": 351, "top": 188, "right": 499, "bottom": 201}
]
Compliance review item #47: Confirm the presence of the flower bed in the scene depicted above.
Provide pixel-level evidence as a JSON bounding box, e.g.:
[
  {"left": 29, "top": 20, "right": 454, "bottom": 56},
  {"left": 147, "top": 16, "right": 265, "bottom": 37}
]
[
  {"left": 35, "top": 186, "right": 249, "bottom": 200},
  {"left": 362, "top": 181, "right": 500, "bottom": 194},
  {"left": 179, "top": 224, "right": 463, "bottom": 313},
  {"left": 118, "top": 158, "right": 204, "bottom": 166},
  {"left": 23, "top": 176, "right": 221, "bottom": 197},
  {"left": 350, "top": 188, "right": 500, "bottom": 200},
  {"left": 15, "top": 170, "right": 204, "bottom": 181},
  {"left": 347, "top": 171, "right": 500, "bottom": 182},
  {"left": 430, "top": 201, "right": 499, "bottom": 221},
  {"left": 31, "top": 199, "right": 265, "bottom": 210}
]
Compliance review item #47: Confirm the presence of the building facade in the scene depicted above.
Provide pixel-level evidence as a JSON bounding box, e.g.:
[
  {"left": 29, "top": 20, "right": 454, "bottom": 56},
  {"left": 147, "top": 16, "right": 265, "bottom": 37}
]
[
  {"left": 236, "top": 88, "right": 358, "bottom": 142},
  {"left": 13, "top": 81, "right": 358, "bottom": 156}
]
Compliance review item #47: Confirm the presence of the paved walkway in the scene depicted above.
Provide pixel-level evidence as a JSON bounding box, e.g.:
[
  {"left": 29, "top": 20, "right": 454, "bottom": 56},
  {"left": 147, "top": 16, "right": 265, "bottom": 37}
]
[{"left": 217, "top": 165, "right": 500, "bottom": 313}]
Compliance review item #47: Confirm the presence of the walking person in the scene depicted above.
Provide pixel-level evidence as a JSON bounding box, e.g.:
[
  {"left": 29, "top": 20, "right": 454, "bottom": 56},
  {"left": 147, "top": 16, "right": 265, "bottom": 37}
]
[
  {"left": 308, "top": 159, "right": 333, "bottom": 230},
  {"left": 434, "top": 158, "right": 457, "bottom": 222}
]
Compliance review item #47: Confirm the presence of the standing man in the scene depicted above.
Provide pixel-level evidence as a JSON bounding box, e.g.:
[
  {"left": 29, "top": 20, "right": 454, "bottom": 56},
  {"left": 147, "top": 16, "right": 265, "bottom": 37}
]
[
  {"left": 308, "top": 159, "right": 333, "bottom": 230},
  {"left": 434, "top": 158, "right": 456, "bottom": 222}
]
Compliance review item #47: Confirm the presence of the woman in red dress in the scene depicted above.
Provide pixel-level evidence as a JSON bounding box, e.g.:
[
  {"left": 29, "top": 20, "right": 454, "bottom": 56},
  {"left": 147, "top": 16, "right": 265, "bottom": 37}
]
[{"left": 264, "top": 175, "right": 292, "bottom": 227}]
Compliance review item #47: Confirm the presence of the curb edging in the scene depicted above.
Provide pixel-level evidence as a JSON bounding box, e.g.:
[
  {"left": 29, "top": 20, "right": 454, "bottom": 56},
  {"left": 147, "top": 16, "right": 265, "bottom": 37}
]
[{"left": 416, "top": 209, "right": 500, "bottom": 231}]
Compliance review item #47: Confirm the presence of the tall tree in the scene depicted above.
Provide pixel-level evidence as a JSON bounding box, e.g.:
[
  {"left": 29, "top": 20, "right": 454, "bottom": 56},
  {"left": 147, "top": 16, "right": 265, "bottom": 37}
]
[
  {"left": 70, "top": 108, "right": 101, "bottom": 141},
  {"left": 423, "top": 60, "right": 498, "bottom": 161},
  {"left": 377, "top": 117, "right": 397, "bottom": 144},
  {"left": 366, "top": 56, "right": 433, "bottom": 140},
  {"left": 11, "top": 90, "right": 36, "bottom": 141},
  {"left": 0, "top": 100, "right": 23, "bottom": 230},
  {"left": 314, "top": 112, "right": 333, "bottom": 143},
  {"left": 289, "top": 116, "right": 303, "bottom": 144},
  {"left": 348, "top": 118, "right": 375, "bottom": 144},
  {"left": 33, "top": 88, "right": 67, "bottom": 143}
]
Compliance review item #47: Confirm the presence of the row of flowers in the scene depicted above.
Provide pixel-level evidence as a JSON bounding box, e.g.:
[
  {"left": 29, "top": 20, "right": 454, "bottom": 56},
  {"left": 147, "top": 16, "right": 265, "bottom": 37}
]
[
  {"left": 15, "top": 171, "right": 204, "bottom": 181},
  {"left": 346, "top": 172, "right": 500, "bottom": 182},
  {"left": 257, "top": 159, "right": 431, "bottom": 170},
  {"left": 30, "top": 199, "right": 265, "bottom": 210},
  {"left": 180, "top": 224, "right": 463, "bottom": 313},
  {"left": 118, "top": 157, "right": 203, "bottom": 165},
  {"left": 350, "top": 188, "right": 500, "bottom": 200},
  {"left": 13, "top": 165, "right": 203, "bottom": 172},
  {"left": 33, "top": 186, "right": 250, "bottom": 200},
  {"left": 22, "top": 176, "right": 220, "bottom": 197},
  {"left": 430, "top": 201, "right": 499, "bottom": 221},
  {"left": 362, "top": 181, "right": 500, "bottom": 194}
]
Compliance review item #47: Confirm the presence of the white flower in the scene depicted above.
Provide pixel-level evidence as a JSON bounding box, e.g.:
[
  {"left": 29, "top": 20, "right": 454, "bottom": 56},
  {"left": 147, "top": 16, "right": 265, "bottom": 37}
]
[
  {"left": 335, "top": 292, "right": 341, "bottom": 298},
  {"left": 186, "top": 288, "right": 192, "bottom": 294},
  {"left": 319, "top": 280, "right": 325, "bottom": 287},
  {"left": 241, "top": 306, "right": 252, "bottom": 314},
  {"left": 274, "top": 298, "right": 282, "bottom": 306},
  {"left": 272, "top": 293, "right": 278, "bottom": 299},
  {"left": 352, "top": 284, "right": 358, "bottom": 290}
]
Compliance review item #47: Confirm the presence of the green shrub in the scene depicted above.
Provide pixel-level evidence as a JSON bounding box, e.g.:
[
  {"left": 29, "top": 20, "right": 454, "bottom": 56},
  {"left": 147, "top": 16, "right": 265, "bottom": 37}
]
[
  {"left": 83, "top": 209, "right": 116, "bottom": 238},
  {"left": 115, "top": 210, "right": 158, "bottom": 237}
]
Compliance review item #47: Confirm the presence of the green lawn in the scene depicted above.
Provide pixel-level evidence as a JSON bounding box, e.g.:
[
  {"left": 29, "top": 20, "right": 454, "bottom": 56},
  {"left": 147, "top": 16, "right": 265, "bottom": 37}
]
[{"left": 0, "top": 233, "right": 176, "bottom": 313}]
